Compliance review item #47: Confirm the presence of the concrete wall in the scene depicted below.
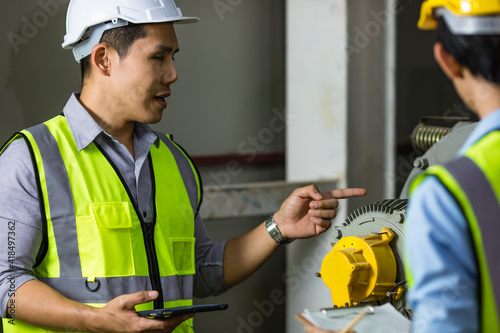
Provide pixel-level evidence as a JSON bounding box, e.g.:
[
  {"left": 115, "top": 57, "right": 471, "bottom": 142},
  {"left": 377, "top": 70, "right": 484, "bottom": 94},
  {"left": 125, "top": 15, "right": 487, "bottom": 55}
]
[
  {"left": 346, "top": 0, "right": 397, "bottom": 208},
  {"left": 285, "top": 1, "right": 349, "bottom": 332},
  {"left": 0, "top": 1, "right": 286, "bottom": 155},
  {"left": 1, "top": 0, "right": 80, "bottom": 142}
]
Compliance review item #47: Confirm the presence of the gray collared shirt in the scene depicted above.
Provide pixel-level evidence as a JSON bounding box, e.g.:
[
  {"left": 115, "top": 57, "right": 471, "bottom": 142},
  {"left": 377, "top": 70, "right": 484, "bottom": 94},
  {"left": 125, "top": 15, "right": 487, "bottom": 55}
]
[{"left": 0, "top": 93, "right": 227, "bottom": 315}]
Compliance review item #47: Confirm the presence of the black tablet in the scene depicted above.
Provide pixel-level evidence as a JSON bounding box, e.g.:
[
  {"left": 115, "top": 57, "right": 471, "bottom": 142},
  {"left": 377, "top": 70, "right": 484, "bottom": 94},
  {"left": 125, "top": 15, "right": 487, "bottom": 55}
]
[{"left": 137, "top": 303, "right": 229, "bottom": 319}]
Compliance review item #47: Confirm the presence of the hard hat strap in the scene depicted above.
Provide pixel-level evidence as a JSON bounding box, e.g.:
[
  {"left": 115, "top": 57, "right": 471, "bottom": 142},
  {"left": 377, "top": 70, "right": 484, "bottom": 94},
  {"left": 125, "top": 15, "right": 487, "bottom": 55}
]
[{"left": 72, "top": 19, "right": 129, "bottom": 63}]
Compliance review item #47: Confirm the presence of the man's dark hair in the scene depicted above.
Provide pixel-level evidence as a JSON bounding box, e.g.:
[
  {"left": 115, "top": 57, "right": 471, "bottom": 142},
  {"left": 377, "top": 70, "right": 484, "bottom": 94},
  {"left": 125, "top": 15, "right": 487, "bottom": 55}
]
[
  {"left": 80, "top": 24, "right": 148, "bottom": 83},
  {"left": 437, "top": 16, "right": 500, "bottom": 84}
]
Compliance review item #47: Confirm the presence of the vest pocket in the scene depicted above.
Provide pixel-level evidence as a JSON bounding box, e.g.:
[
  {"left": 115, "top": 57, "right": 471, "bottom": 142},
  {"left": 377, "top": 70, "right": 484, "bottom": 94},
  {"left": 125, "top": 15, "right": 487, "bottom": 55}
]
[
  {"left": 170, "top": 237, "right": 196, "bottom": 275},
  {"left": 76, "top": 202, "right": 135, "bottom": 278}
]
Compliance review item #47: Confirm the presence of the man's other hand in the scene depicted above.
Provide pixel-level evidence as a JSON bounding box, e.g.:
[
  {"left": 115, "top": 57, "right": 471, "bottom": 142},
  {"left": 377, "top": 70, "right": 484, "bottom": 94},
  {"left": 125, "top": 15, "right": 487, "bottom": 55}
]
[{"left": 88, "top": 290, "right": 193, "bottom": 332}]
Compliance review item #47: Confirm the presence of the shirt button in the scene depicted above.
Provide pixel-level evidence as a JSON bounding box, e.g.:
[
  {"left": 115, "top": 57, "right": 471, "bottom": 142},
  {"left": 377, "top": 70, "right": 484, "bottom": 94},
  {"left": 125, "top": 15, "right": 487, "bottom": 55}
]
[{"left": 143, "top": 211, "right": 148, "bottom": 218}]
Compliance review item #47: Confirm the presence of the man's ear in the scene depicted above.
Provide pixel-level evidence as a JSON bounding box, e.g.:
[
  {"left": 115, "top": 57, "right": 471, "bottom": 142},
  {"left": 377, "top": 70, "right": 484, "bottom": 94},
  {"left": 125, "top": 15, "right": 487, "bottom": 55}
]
[
  {"left": 433, "top": 42, "right": 463, "bottom": 79},
  {"left": 90, "top": 43, "right": 112, "bottom": 77}
]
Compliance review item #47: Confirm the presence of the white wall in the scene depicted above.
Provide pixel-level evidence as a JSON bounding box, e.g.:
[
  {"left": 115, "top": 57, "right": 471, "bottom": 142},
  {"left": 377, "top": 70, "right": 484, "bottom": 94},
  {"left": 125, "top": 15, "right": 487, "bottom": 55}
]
[{"left": 286, "top": 1, "right": 348, "bottom": 332}]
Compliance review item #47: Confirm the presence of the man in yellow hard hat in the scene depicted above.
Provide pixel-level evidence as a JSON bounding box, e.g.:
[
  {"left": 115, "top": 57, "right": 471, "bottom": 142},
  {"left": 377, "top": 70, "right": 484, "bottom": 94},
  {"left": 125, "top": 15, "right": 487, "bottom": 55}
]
[
  {"left": 406, "top": 0, "right": 500, "bottom": 332},
  {"left": 0, "top": 0, "right": 366, "bottom": 332},
  {"left": 302, "top": 0, "right": 500, "bottom": 332}
]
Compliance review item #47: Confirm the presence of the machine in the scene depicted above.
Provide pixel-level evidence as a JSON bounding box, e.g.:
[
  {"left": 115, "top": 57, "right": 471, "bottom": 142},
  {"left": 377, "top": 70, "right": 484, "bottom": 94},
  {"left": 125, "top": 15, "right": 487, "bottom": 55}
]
[{"left": 316, "top": 117, "right": 476, "bottom": 319}]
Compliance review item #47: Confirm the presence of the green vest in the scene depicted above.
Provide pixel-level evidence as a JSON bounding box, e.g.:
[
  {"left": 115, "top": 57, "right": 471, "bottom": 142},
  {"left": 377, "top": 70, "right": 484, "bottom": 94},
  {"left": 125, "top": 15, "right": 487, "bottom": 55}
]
[
  {"left": 1, "top": 115, "right": 202, "bottom": 333},
  {"left": 408, "top": 130, "right": 500, "bottom": 332}
]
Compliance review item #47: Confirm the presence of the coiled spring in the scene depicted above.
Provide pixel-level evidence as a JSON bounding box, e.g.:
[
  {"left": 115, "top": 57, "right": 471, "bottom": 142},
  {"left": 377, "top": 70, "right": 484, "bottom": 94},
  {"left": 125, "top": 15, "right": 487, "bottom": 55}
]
[{"left": 411, "top": 124, "right": 452, "bottom": 152}]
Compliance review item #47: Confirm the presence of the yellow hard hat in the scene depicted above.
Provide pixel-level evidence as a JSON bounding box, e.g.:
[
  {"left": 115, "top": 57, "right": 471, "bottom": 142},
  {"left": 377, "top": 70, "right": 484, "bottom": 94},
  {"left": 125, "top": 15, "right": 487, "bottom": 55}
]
[{"left": 418, "top": 0, "right": 500, "bottom": 31}]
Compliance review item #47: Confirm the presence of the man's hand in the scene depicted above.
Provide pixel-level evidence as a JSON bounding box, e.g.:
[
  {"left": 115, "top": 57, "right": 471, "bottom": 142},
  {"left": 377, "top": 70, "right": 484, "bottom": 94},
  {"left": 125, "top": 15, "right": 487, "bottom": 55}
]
[
  {"left": 87, "top": 291, "right": 193, "bottom": 333},
  {"left": 274, "top": 185, "right": 366, "bottom": 239},
  {"left": 222, "top": 185, "right": 366, "bottom": 287},
  {"left": 12, "top": 280, "right": 193, "bottom": 332}
]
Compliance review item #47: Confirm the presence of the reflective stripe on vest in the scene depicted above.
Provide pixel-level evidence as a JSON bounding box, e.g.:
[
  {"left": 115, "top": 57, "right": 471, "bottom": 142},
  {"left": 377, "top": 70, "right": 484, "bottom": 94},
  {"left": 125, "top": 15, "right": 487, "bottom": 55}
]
[
  {"left": 158, "top": 132, "right": 202, "bottom": 217},
  {"left": 409, "top": 130, "right": 500, "bottom": 333},
  {"left": 28, "top": 122, "right": 81, "bottom": 278},
  {"left": 444, "top": 156, "right": 500, "bottom": 333},
  {"left": 1, "top": 115, "right": 201, "bottom": 332}
]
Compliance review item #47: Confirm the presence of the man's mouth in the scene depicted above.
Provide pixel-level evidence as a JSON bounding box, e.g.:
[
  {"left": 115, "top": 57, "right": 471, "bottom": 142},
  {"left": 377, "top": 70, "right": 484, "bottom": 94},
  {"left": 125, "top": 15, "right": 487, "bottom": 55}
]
[{"left": 154, "top": 93, "right": 169, "bottom": 109}]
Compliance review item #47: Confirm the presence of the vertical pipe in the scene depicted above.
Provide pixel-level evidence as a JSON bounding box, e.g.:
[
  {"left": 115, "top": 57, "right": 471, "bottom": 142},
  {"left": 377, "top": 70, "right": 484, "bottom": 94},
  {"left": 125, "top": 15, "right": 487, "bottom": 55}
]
[{"left": 285, "top": 0, "right": 348, "bottom": 332}]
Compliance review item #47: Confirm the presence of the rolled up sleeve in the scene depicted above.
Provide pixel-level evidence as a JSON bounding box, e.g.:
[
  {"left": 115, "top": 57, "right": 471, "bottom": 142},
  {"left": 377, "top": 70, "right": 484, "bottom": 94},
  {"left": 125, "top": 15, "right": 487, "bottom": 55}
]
[
  {"left": 0, "top": 139, "right": 43, "bottom": 317},
  {"left": 193, "top": 214, "right": 229, "bottom": 298}
]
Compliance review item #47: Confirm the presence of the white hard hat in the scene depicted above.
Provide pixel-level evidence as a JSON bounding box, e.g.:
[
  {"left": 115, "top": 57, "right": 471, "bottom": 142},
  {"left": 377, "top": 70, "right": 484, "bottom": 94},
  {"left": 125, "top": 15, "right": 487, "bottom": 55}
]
[{"left": 62, "top": 0, "right": 199, "bottom": 63}]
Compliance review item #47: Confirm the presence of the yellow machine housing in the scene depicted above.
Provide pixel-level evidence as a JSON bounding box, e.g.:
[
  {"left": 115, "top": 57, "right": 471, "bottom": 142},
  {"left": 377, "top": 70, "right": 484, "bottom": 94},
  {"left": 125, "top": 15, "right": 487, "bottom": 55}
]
[
  {"left": 315, "top": 122, "right": 477, "bottom": 317},
  {"left": 319, "top": 227, "right": 397, "bottom": 308}
]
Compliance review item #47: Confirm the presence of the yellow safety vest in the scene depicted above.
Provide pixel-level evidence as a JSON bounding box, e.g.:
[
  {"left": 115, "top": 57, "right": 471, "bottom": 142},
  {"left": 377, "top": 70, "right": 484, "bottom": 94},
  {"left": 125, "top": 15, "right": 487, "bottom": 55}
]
[
  {"left": 408, "top": 130, "right": 500, "bottom": 332},
  {"left": 1, "top": 115, "right": 202, "bottom": 333}
]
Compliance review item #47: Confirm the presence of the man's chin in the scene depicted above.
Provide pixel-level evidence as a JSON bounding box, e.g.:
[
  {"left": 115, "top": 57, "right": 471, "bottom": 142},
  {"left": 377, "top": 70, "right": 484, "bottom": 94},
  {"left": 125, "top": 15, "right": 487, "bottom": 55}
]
[
  {"left": 143, "top": 116, "right": 163, "bottom": 125},
  {"left": 140, "top": 108, "right": 165, "bottom": 124}
]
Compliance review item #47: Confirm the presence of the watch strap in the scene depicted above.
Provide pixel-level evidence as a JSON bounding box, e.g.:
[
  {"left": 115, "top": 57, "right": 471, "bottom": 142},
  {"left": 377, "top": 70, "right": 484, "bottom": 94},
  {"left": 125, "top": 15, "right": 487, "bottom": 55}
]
[{"left": 265, "top": 214, "right": 294, "bottom": 245}]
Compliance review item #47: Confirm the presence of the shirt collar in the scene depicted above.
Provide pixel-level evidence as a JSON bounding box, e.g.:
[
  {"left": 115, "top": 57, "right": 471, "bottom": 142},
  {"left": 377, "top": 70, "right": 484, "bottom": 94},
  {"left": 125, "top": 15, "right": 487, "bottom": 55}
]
[
  {"left": 63, "top": 93, "right": 159, "bottom": 151},
  {"left": 459, "top": 108, "right": 500, "bottom": 155}
]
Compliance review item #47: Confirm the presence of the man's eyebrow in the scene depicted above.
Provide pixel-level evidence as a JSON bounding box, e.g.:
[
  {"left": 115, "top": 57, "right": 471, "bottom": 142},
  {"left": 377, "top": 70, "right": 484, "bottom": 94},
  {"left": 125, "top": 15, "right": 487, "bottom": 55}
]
[{"left": 154, "top": 45, "right": 180, "bottom": 53}]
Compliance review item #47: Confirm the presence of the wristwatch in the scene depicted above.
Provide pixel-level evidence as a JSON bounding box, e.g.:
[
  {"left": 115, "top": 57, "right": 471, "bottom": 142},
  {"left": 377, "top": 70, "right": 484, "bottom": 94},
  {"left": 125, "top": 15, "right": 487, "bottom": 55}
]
[{"left": 265, "top": 214, "right": 294, "bottom": 245}]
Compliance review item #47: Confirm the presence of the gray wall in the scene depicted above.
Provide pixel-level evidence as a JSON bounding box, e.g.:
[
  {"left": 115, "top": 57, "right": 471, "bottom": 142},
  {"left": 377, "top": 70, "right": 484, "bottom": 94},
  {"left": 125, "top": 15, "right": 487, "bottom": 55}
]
[
  {"left": 152, "top": 1, "right": 286, "bottom": 158},
  {"left": 1, "top": 1, "right": 286, "bottom": 156},
  {"left": 346, "top": 0, "right": 396, "bottom": 210},
  {"left": 1, "top": 0, "right": 80, "bottom": 142}
]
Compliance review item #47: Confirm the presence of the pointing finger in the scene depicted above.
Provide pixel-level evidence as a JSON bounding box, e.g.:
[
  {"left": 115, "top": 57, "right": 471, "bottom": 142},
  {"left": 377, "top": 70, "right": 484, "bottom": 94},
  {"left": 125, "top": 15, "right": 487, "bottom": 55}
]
[{"left": 327, "top": 188, "right": 367, "bottom": 199}]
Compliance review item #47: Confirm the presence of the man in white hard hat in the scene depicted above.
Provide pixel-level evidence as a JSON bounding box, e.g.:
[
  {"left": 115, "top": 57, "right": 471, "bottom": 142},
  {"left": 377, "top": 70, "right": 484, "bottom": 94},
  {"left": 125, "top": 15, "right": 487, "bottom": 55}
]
[{"left": 0, "top": 0, "right": 366, "bottom": 332}]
